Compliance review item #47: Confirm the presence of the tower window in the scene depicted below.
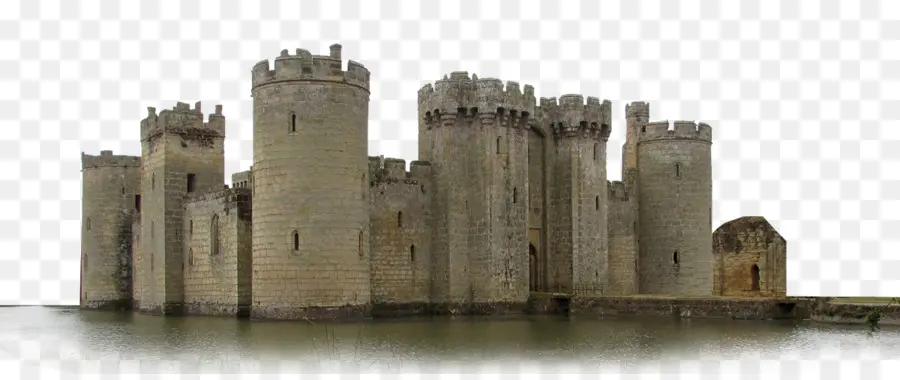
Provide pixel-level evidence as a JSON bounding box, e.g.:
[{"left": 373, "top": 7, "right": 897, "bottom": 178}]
[
  {"left": 673, "top": 251, "right": 679, "bottom": 265},
  {"left": 121, "top": 187, "right": 125, "bottom": 194},
  {"left": 397, "top": 211, "right": 403, "bottom": 228},
  {"left": 410, "top": 244, "right": 416, "bottom": 262},
  {"left": 210, "top": 214, "right": 220, "bottom": 256},
  {"left": 496, "top": 137, "right": 501, "bottom": 154},
  {"left": 675, "top": 163, "right": 680, "bottom": 178},
  {"left": 595, "top": 196, "right": 599, "bottom": 210},
  {"left": 83, "top": 254, "right": 88, "bottom": 270},
  {"left": 85, "top": 218, "right": 91, "bottom": 231},
  {"left": 135, "top": 194, "right": 141, "bottom": 212},
  {"left": 151, "top": 173, "right": 155, "bottom": 190},
  {"left": 358, "top": 231, "right": 364, "bottom": 256},
  {"left": 593, "top": 143, "right": 599, "bottom": 161},
  {"left": 187, "top": 173, "right": 196, "bottom": 192},
  {"left": 513, "top": 187, "right": 518, "bottom": 203},
  {"left": 292, "top": 231, "right": 299, "bottom": 251},
  {"left": 641, "top": 126, "right": 646, "bottom": 132},
  {"left": 150, "top": 220, "right": 154, "bottom": 238},
  {"left": 189, "top": 220, "right": 193, "bottom": 234},
  {"left": 188, "top": 248, "right": 194, "bottom": 267},
  {"left": 291, "top": 113, "right": 297, "bottom": 133}
]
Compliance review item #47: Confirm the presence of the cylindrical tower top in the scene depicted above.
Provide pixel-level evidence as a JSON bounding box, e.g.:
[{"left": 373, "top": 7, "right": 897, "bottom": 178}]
[{"left": 250, "top": 44, "right": 370, "bottom": 92}]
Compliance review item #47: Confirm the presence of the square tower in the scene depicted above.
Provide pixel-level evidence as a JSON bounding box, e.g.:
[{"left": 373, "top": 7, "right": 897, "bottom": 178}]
[{"left": 134, "top": 101, "right": 226, "bottom": 314}]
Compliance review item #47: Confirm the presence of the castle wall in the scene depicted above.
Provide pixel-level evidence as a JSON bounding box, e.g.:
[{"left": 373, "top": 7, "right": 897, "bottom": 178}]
[
  {"left": 605, "top": 171, "right": 639, "bottom": 295},
  {"left": 80, "top": 151, "right": 141, "bottom": 309},
  {"left": 713, "top": 216, "right": 787, "bottom": 297},
  {"left": 637, "top": 120, "right": 713, "bottom": 296},
  {"left": 182, "top": 188, "right": 253, "bottom": 316},
  {"left": 367, "top": 157, "right": 433, "bottom": 305},
  {"left": 541, "top": 95, "right": 612, "bottom": 295},
  {"left": 249, "top": 45, "right": 371, "bottom": 320},
  {"left": 135, "top": 101, "right": 226, "bottom": 314}
]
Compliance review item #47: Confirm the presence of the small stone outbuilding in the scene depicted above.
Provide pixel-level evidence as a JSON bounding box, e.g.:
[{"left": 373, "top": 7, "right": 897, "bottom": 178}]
[{"left": 713, "top": 216, "right": 787, "bottom": 297}]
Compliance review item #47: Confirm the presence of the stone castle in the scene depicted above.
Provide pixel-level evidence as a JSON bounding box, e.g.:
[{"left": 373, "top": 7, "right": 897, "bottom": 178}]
[{"left": 79, "top": 44, "right": 787, "bottom": 320}]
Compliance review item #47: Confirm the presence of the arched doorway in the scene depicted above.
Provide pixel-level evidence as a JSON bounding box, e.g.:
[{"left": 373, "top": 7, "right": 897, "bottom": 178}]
[
  {"left": 529, "top": 244, "right": 538, "bottom": 292},
  {"left": 750, "top": 264, "right": 760, "bottom": 291}
]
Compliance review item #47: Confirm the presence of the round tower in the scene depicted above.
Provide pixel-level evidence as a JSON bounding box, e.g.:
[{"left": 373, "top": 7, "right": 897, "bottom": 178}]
[
  {"left": 636, "top": 120, "right": 713, "bottom": 296},
  {"left": 250, "top": 44, "right": 371, "bottom": 320},
  {"left": 80, "top": 150, "right": 141, "bottom": 309}
]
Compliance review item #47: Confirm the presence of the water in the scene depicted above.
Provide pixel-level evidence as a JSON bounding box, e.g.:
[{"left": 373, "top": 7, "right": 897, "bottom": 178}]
[{"left": 1, "top": 306, "right": 899, "bottom": 373}]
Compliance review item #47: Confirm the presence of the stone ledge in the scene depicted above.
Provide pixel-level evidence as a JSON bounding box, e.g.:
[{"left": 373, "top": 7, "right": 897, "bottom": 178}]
[
  {"left": 80, "top": 299, "right": 132, "bottom": 311},
  {"left": 183, "top": 302, "right": 250, "bottom": 318}
]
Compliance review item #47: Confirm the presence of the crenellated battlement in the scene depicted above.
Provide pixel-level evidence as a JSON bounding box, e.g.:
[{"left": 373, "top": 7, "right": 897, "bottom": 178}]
[
  {"left": 251, "top": 44, "right": 370, "bottom": 92},
  {"left": 539, "top": 94, "right": 612, "bottom": 140},
  {"left": 81, "top": 150, "right": 141, "bottom": 169},
  {"left": 625, "top": 101, "right": 650, "bottom": 119},
  {"left": 140, "top": 101, "right": 225, "bottom": 142},
  {"left": 638, "top": 120, "right": 712, "bottom": 143},
  {"left": 418, "top": 72, "right": 536, "bottom": 129},
  {"left": 368, "top": 156, "right": 432, "bottom": 186}
]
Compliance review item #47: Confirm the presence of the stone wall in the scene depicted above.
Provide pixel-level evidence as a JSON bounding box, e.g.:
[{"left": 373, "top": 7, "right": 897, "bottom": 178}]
[
  {"left": 80, "top": 151, "right": 141, "bottom": 310},
  {"left": 526, "top": 127, "right": 548, "bottom": 293},
  {"left": 367, "top": 157, "right": 432, "bottom": 305},
  {"left": 713, "top": 216, "right": 787, "bottom": 297},
  {"left": 605, "top": 171, "right": 639, "bottom": 295},
  {"left": 183, "top": 188, "right": 252, "bottom": 316},
  {"left": 571, "top": 295, "right": 805, "bottom": 321}
]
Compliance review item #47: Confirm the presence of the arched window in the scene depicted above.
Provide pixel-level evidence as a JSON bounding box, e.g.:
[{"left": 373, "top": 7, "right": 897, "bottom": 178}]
[
  {"left": 673, "top": 251, "right": 679, "bottom": 265},
  {"left": 290, "top": 113, "right": 297, "bottom": 133},
  {"left": 210, "top": 214, "right": 220, "bottom": 256},
  {"left": 292, "top": 231, "right": 299, "bottom": 251},
  {"left": 410, "top": 244, "right": 416, "bottom": 261}
]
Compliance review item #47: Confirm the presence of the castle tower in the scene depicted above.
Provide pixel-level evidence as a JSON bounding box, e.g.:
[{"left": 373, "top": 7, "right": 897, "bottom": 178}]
[
  {"left": 622, "top": 101, "right": 649, "bottom": 173},
  {"left": 80, "top": 151, "right": 141, "bottom": 309},
  {"left": 636, "top": 120, "right": 713, "bottom": 296},
  {"left": 540, "top": 95, "right": 612, "bottom": 294},
  {"left": 136, "top": 102, "right": 226, "bottom": 314},
  {"left": 249, "top": 44, "right": 371, "bottom": 319},
  {"left": 418, "top": 72, "right": 535, "bottom": 307}
]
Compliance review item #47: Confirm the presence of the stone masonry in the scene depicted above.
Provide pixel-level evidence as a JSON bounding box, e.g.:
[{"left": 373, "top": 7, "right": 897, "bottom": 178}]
[{"left": 79, "top": 43, "right": 789, "bottom": 319}]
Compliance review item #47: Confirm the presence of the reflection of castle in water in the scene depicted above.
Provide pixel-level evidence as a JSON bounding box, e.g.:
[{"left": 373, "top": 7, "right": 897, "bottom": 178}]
[{"left": 79, "top": 43, "right": 787, "bottom": 321}]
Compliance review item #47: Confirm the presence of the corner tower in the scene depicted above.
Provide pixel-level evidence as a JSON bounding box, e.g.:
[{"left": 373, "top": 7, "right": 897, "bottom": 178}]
[
  {"left": 540, "top": 95, "right": 612, "bottom": 294},
  {"left": 418, "top": 72, "right": 535, "bottom": 308},
  {"left": 636, "top": 120, "right": 713, "bottom": 296},
  {"left": 250, "top": 44, "right": 371, "bottom": 320},
  {"left": 136, "top": 102, "right": 226, "bottom": 314},
  {"left": 80, "top": 150, "right": 141, "bottom": 309}
]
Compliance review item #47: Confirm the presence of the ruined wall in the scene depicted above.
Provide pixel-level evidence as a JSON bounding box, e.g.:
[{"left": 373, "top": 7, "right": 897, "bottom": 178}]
[
  {"left": 540, "top": 95, "right": 612, "bottom": 295},
  {"left": 135, "top": 101, "right": 226, "bottom": 314},
  {"left": 250, "top": 45, "right": 371, "bottom": 320},
  {"left": 418, "top": 72, "right": 532, "bottom": 308},
  {"left": 80, "top": 151, "right": 141, "bottom": 309},
  {"left": 368, "top": 157, "right": 432, "bottom": 305},
  {"left": 637, "top": 120, "right": 713, "bottom": 296},
  {"left": 183, "top": 188, "right": 252, "bottom": 316},
  {"left": 605, "top": 169, "right": 639, "bottom": 295},
  {"left": 713, "top": 216, "right": 787, "bottom": 297}
]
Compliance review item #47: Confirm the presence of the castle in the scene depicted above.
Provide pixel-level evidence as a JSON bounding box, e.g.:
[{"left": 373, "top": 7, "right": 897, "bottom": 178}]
[{"left": 79, "top": 44, "right": 788, "bottom": 320}]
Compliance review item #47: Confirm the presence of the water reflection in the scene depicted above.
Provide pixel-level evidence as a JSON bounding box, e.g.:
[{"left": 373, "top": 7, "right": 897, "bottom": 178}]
[{"left": 2, "top": 306, "right": 899, "bottom": 370}]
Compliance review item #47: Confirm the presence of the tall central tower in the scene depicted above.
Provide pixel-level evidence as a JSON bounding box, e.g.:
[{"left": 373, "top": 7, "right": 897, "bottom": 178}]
[{"left": 250, "top": 44, "right": 372, "bottom": 320}]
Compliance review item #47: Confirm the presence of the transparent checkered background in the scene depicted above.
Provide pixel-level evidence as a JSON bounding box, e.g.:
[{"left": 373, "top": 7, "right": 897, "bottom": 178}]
[{"left": 1, "top": 0, "right": 899, "bottom": 377}]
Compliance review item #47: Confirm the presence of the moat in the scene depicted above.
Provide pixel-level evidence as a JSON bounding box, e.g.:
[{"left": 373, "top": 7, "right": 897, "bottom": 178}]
[{"left": 3, "top": 307, "right": 899, "bottom": 372}]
